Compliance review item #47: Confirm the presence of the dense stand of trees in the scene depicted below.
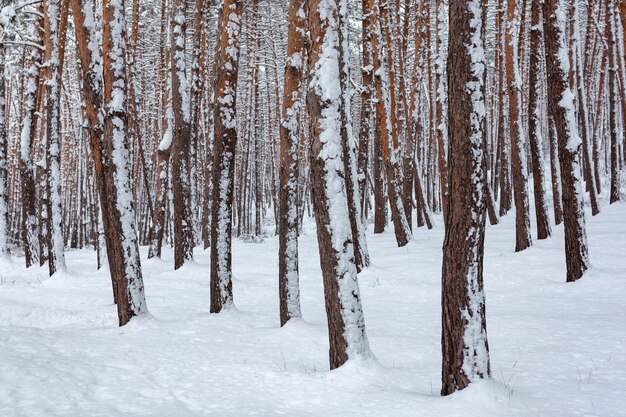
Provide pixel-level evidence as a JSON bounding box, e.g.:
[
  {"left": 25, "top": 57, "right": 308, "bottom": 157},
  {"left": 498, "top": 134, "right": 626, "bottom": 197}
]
[{"left": 0, "top": 0, "right": 624, "bottom": 394}]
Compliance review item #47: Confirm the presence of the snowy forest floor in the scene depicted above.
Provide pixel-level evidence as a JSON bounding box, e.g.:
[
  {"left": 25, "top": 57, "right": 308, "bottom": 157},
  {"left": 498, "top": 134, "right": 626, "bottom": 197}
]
[{"left": 1, "top": 203, "right": 626, "bottom": 416}]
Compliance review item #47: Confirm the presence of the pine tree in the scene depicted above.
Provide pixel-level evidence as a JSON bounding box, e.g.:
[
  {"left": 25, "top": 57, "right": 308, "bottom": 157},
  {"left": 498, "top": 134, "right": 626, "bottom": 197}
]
[
  {"left": 442, "top": 0, "right": 491, "bottom": 395},
  {"left": 18, "top": 2, "right": 43, "bottom": 268},
  {"left": 170, "top": 0, "right": 195, "bottom": 269},
  {"left": 211, "top": 0, "right": 243, "bottom": 313},
  {"left": 307, "top": 0, "right": 370, "bottom": 370},
  {"left": 543, "top": 0, "right": 590, "bottom": 282},
  {"left": 43, "top": 0, "right": 66, "bottom": 275},
  {"left": 528, "top": 0, "right": 552, "bottom": 240},
  {"left": 278, "top": 0, "right": 306, "bottom": 326},
  {"left": 101, "top": 0, "right": 148, "bottom": 324}
]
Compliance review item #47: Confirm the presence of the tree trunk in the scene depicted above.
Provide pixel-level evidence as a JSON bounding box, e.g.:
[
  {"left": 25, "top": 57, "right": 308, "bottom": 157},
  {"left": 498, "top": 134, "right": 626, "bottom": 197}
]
[
  {"left": 43, "top": 0, "right": 67, "bottom": 275},
  {"left": 544, "top": 0, "right": 590, "bottom": 282},
  {"left": 278, "top": 0, "right": 306, "bottom": 326},
  {"left": 308, "top": 0, "right": 371, "bottom": 370},
  {"left": 170, "top": 0, "right": 195, "bottom": 269},
  {"left": 102, "top": 0, "right": 148, "bottom": 324},
  {"left": 528, "top": 0, "right": 552, "bottom": 240},
  {"left": 370, "top": 0, "right": 411, "bottom": 247},
  {"left": 506, "top": 0, "right": 533, "bottom": 252},
  {"left": 210, "top": 0, "right": 242, "bottom": 313},
  {"left": 442, "top": 0, "right": 490, "bottom": 395}
]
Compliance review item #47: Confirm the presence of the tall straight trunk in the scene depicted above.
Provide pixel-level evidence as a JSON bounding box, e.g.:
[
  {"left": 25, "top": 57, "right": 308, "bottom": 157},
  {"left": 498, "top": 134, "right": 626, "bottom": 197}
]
[
  {"left": 496, "top": 1, "right": 512, "bottom": 217},
  {"left": 210, "top": 0, "right": 242, "bottom": 313},
  {"left": 434, "top": 0, "right": 449, "bottom": 218},
  {"left": 170, "top": 0, "right": 195, "bottom": 269},
  {"left": 308, "top": 0, "right": 370, "bottom": 370},
  {"left": 528, "top": 0, "right": 552, "bottom": 240},
  {"left": 0, "top": 46, "right": 7, "bottom": 258},
  {"left": 544, "top": 0, "right": 590, "bottom": 282},
  {"left": 102, "top": 0, "right": 148, "bottom": 324},
  {"left": 43, "top": 0, "right": 67, "bottom": 275},
  {"left": 339, "top": 2, "right": 369, "bottom": 271},
  {"left": 19, "top": 8, "right": 44, "bottom": 268},
  {"left": 373, "top": 121, "right": 385, "bottom": 233},
  {"left": 358, "top": 0, "right": 374, "bottom": 219},
  {"left": 506, "top": 0, "right": 533, "bottom": 252},
  {"left": 370, "top": 0, "right": 411, "bottom": 247},
  {"left": 19, "top": 4, "right": 43, "bottom": 268},
  {"left": 573, "top": 0, "right": 599, "bottom": 216},
  {"left": 278, "top": 0, "right": 306, "bottom": 327},
  {"left": 442, "top": 0, "right": 490, "bottom": 396},
  {"left": 608, "top": 0, "right": 621, "bottom": 203},
  {"left": 549, "top": 119, "right": 563, "bottom": 224}
]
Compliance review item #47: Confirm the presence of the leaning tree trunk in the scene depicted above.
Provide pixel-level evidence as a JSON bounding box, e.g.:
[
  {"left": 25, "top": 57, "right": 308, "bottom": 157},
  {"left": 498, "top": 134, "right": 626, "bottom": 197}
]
[
  {"left": 278, "top": 0, "right": 306, "bottom": 327},
  {"left": 101, "top": 0, "right": 148, "bottom": 324},
  {"left": 543, "top": 0, "right": 590, "bottom": 282},
  {"left": 308, "top": 0, "right": 371, "bottom": 370},
  {"left": 441, "top": 0, "right": 491, "bottom": 396},
  {"left": 210, "top": 0, "right": 242, "bottom": 313},
  {"left": 170, "top": 0, "right": 195, "bottom": 269}
]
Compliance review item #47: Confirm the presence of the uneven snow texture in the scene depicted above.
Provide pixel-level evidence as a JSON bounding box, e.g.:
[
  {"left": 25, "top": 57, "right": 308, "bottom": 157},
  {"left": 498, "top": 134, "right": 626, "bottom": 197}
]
[{"left": 1, "top": 203, "right": 626, "bottom": 416}]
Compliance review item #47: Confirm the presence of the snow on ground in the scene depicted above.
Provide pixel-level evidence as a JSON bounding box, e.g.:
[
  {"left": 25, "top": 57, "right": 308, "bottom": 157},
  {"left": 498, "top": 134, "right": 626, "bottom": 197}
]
[{"left": 1, "top": 203, "right": 625, "bottom": 416}]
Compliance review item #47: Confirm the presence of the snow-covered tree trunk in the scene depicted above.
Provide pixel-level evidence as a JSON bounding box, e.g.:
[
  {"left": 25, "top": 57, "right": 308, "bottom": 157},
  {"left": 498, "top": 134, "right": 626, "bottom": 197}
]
[
  {"left": 528, "top": 0, "right": 552, "bottom": 240},
  {"left": 543, "top": 0, "right": 590, "bottom": 282},
  {"left": 370, "top": 0, "right": 411, "bottom": 247},
  {"left": 18, "top": 2, "right": 43, "bottom": 268},
  {"left": 0, "top": 44, "right": 8, "bottom": 259},
  {"left": 43, "top": 0, "right": 67, "bottom": 276},
  {"left": 358, "top": 0, "right": 373, "bottom": 220},
  {"left": 339, "top": 1, "right": 369, "bottom": 271},
  {"left": 607, "top": 0, "right": 621, "bottom": 204},
  {"left": 278, "top": 0, "right": 306, "bottom": 327},
  {"left": 102, "top": 0, "right": 148, "bottom": 324},
  {"left": 170, "top": 0, "right": 195, "bottom": 269},
  {"left": 210, "top": 0, "right": 242, "bottom": 313},
  {"left": 505, "top": 0, "right": 532, "bottom": 252},
  {"left": 572, "top": 0, "right": 599, "bottom": 216},
  {"left": 441, "top": 0, "right": 491, "bottom": 395},
  {"left": 307, "top": 0, "right": 371, "bottom": 370}
]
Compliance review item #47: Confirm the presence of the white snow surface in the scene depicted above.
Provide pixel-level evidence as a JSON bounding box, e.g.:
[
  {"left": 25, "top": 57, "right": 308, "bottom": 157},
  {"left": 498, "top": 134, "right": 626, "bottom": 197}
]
[{"left": 1, "top": 204, "right": 626, "bottom": 416}]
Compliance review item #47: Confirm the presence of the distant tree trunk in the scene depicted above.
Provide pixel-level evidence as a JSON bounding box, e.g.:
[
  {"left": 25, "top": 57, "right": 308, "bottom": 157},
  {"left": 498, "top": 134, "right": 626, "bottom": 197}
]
[
  {"left": 549, "top": 119, "right": 563, "bottom": 225},
  {"left": 528, "top": 0, "right": 552, "bottom": 240},
  {"left": 608, "top": 0, "right": 621, "bottom": 203},
  {"left": 370, "top": 0, "right": 411, "bottom": 247},
  {"left": 544, "top": 0, "right": 590, "bottom": 282},
  {"left": 0, "top": 46, "right": 8, "bottom": 258},
  {"left": 278, "top": 0, "right": 306, "bottom": 327},
  {"left": 170, "top": 0, "right": 195, "bottom": 269},
  {"left": 19, "top": 4, "right": 43, "bottom": 268},
  {"left": 373, "top": 120, "right": 386, "bottom": 233},
  {"left": 358, "top": 0, "right": 374, "bottom": 219},
  {"left": 442, "top": 0, "right": 490, "bottom": 395},
  {"left": 573, "top": 0, "right": 599, "bottom": 216},
  {"left": 339, "top": 2, "right": 369, "bottom": 271},
  {"left": 308, "top": 0, "right": 371, "bottom": 370},
  {"left": 102, "top": 0, "right": 148, "bottom": 324},
  {"left": 43, "top": 0, "right": 67, "bottom": 275},
  {"left": 210, "top": 0, "right": 242, "bottom": 313},
  {"left": 505, "top": 0, "right": 532, "bottom": 252}
]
